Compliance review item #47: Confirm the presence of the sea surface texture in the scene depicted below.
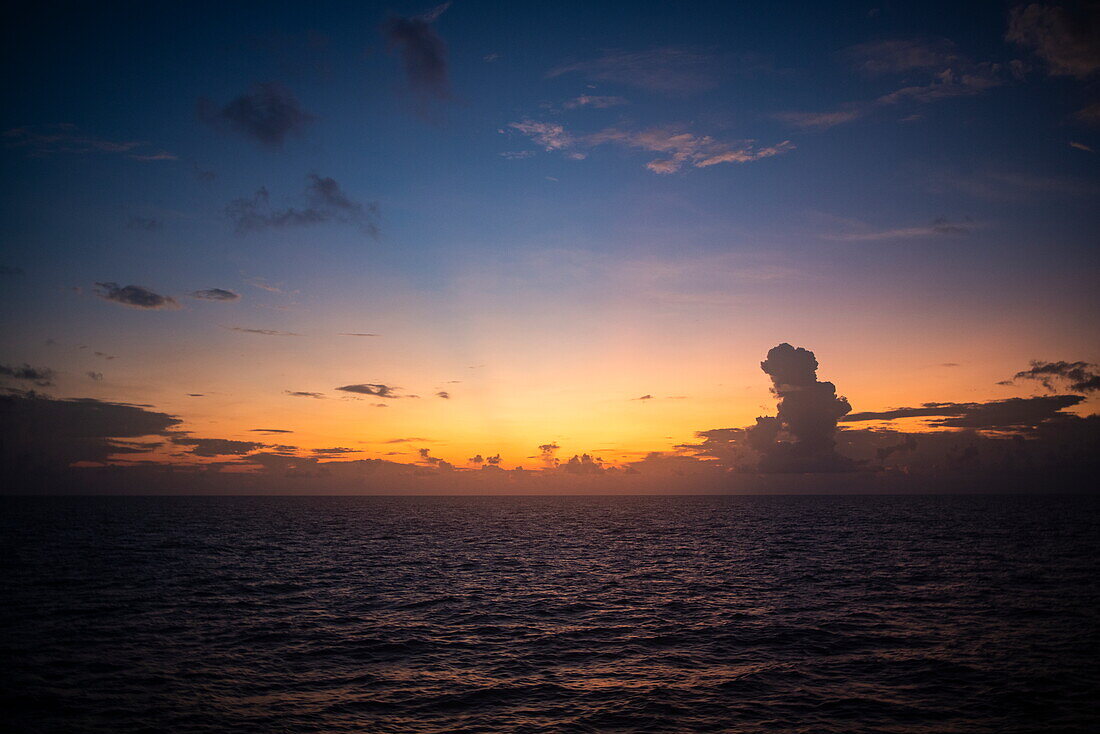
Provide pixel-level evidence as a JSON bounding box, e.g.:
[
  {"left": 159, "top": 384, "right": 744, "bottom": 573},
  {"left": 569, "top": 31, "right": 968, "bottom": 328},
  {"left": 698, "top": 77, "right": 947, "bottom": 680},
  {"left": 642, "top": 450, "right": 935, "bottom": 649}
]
[{"left": 2, "top": 495, "right": 1098, "bottom": 733}]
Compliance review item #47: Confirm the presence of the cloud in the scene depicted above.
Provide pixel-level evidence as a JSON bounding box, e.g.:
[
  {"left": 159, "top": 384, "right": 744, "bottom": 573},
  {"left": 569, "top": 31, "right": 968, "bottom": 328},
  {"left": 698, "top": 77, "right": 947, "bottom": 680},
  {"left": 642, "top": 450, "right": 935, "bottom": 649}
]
[
  {"left": 435, "top": 390, "right": 450, "bottom": 399},
  {"left": 127, "top": 216, "right": 162, "bottom": 231},
  {"left": 226, "top": 175, "right": 378, "bottom": 236},
  {"left": 508, "top": 121, "right": 794, "bottom": 173},
  {"left": 190, "top": 288, "right": 241, "bottom": 302},
  {"left": 842, "top": 38, "right": 962, "bottom": 76},
  {"left": 1070, "top": 141, "right": 1095, "bottom": 152},
  {"left": 508, "top": 120, "right": 576, "bottom": 151},
  {"left": 384, "top": 3, "right": 451, "bottom": 111},
  {"left": 0, "top": 363, "right": 55, "bottom": 386},
  {"left": 841, "top": 394, "right": 1084, "bottom": 430},
  {"left": 1075, "top": 101, "right": 1100, "bottom": 124},
  {"left": 499, "top": 150, "right": 536, "bottom": 160},
  {"left": 1006, "top": 2, "right": 1100, "bottom": 78},
  {"left": 86, "top": 371, "right": 103, "bottom": 381},
  {"left": 193, "top": 165, "right": 217, "bottom": 182},
  {"left": 823, "top": 217, "right": 972, "bottom": 241},
  {"left": 547, "top": 48, "right": 717, "bottom": 94},
  {"left": 562, "top": 95, "right": 628, "bottom": 109},
  {"left": 776, "top": 42, "right": 1004, "bottom": 130},
  {"left": 197, "top": 82, "right": 314, "bottom": 147},
  {"left": 3, "top": 124, "right": 175, "bottom": 160},
  {"left": 228, "top": 327, "right": 300, "bottom": 336},
  {"left": 587, "top": 127, "right": 794, "bottom": 173},
  {"left": 339, "top": 332, "right": 379, "bottom": 337},
  {"left": 250, "top": 428, "right": 294, "bottom": 434},
  {"left": 933, "top": 170, "right": 1100, "bottom": 200},
  {"left": 0, "top": 392, "right": 181, "bottom": 470},
  {"left": 417, "top": 447, "right": 453, "bottom": 470},
  {"left": 1010, "top": 360, "right": 1100, "bottom": 392},
  {"left": 335, "top": 383, "right": 404, "bottom": 398},
  {"left": 171, "top": 436, "right": 265, "bottom": 457},
  {"left": 468, "top": 454, "right": 484, "bottom": 464},
  {"left": 285, "top": 390, "right": 325, "bottom": 398},
  {"left": 750, "top": 343, "right": 854, "bottom": 473},
  {"left": 94, "top": 283, "right": 179, "bottom": 310},
  {"left": 772, "top": 108, "right": 865, "bottom": 130},
  {"left": 634, "top": 394, "right": 653, "bottom": 401},
  {"left": 537, "top": 442, "right": 560, "bottom": 466}
]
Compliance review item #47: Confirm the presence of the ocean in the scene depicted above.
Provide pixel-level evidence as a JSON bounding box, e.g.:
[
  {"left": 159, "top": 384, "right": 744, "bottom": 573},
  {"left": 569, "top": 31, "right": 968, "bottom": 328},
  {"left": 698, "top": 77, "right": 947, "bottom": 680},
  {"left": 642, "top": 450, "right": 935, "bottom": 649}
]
[{"left": 2, "top": 494, "right": 1098, "bottom": 732}]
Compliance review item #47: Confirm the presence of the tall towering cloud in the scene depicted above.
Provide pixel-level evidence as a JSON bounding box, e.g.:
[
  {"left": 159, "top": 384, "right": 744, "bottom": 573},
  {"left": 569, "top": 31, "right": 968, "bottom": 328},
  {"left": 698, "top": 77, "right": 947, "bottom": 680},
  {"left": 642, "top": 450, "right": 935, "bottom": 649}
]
[{"left": 748, "top": 343, "right": 854, "bottom": 473}]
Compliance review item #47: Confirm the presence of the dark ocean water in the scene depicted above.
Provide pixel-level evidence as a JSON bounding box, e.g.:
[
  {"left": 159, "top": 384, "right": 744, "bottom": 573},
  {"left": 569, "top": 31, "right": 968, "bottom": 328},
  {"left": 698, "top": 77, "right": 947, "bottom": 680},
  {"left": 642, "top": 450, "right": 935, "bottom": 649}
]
[{"left": 2, "top": 495, "right": 1098, "bottom": 733}]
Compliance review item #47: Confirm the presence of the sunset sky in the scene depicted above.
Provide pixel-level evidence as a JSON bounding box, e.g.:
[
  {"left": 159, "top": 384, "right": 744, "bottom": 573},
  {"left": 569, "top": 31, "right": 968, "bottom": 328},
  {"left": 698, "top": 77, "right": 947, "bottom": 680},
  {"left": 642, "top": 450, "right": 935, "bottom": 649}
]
[{"left": 1, "top": 1, "right": 1097, "bottom": 492}]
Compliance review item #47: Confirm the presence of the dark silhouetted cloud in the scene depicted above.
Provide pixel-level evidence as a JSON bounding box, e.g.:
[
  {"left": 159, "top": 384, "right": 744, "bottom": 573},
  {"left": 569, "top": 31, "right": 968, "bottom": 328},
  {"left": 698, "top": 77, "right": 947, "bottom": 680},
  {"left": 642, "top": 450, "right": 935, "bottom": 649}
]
[
  {"left": 190, "top": 288, "right": 241, "bottom": 302},
  {"left": 339, "top": 332, "right": 379, "bottom": 337},
  {"left": 435, "top": 390, "right": 450, "bottom": 399},
  {"left": 0, "top": 363, "right": 55, "bottom": 386},
  {"left": 226, "top": 175, "right": 378, "bottom": 237},
  {"left": 0, "top": 392, "right": 181, "bottom": 470},
  {"left": 1010, "top": 360, "right": 1100, "bottom": 392},
  {"left": 171, "top": 436, "right": 265, "bottom": 457},
  {"left": 842, "top": 394, "right": 1084, "bottom": 430},
  {"left": 250, "top": 428, "right": 294, "bottom": 434},
  {"left": 384, "top": 3, "right": 451, "bottom": 110},
  {"left": 547, "top": 47, "right": 717, "bottom": 94},
  {"left": 94, "top": 283, "right": 179, "bottom": 310},
  {"left": 1007, "top": 2, "right": 1100, "bottom": 78},
  {"left": 227, "top": 327, "right": 300, "bottom": 336},
  {"left": 86, "top": 371, "right": 103, "bottom": 381},
  {"left": 748, "top": 343, "right": 854, "bottom": 473},
  {"left": 198, "top": 82, "right": 314, "bottom": 147},
  {"left": 336, "top": 383, "right": 403, "bottom": 397},
  {"left": 285, "top": 390, "right": 325, "bottom": 398},
  {"left": 634, "top": 394, "right": 654, "bottom": 401}
]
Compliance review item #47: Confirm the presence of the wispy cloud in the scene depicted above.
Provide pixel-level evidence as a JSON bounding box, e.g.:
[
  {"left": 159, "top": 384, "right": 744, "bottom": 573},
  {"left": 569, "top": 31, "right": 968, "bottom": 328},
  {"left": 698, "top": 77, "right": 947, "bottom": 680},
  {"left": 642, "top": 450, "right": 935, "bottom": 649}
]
[
  {"left": 3, "top": 124, "right": 176, "bottom": 161},
  {"left": 507, "top": 121, "right": 793, "bottom": 173},
  {"left": 285, "top": 390, "right": 325, "bottom": 398},
  {"left": 822, "top": 217, "right": 973, "bottom": 241},
  {"left": 548, "top": 48, "right": 717, "bottom": 94},
  {"left": 562, "top": 95, "right": 628, "bottom": 109},
  {"left": 227, "top": 327, "right": 300, "bottom": 336},
  {"left": 776, "top": 39, "right": 1004, "bottom": 130},
  {"left": 190, "top": 288, "right": 240, "bottom": 302}
]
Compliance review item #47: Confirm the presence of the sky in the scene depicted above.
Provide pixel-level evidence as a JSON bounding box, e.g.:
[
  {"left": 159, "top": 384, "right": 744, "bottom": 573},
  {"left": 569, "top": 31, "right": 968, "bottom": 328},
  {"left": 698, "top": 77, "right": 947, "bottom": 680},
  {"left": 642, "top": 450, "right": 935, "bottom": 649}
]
[{"left": 1, "top": 0, "right": 1098, "bottom": 493}]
